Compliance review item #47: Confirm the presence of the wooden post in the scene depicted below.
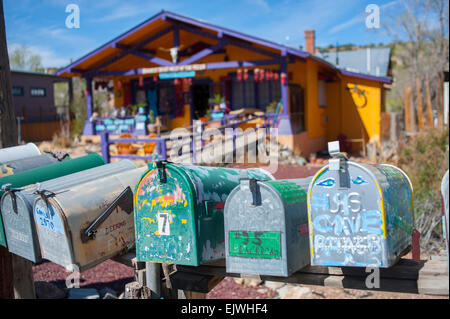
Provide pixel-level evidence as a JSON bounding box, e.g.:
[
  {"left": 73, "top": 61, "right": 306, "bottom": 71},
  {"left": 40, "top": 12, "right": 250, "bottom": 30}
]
[
  {"left": 404, "top": 86, "right": 412, "bottom": 133},
  {"left": 416, "top": 77, "right": 424, "bottom": 131},
  {"left": 425, "top": 73, "right": 433, "bottom": 128},
  {"left": 437, "top": 72, "right": 444, "bottom": 129},
  {"left": 0, "top": 246, "right": 14, "bottom": 299},
  {"left": 11, "top": 255, "right": 36, "bottom": 299}
]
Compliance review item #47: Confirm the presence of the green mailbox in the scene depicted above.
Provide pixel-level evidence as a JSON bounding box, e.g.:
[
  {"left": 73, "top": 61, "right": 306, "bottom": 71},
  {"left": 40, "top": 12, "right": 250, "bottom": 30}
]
[
  {"left": 0, "top": 153, "right": 105, "bottom": 247},
  {"left": 134, "top": 162, "right": 274, "bottom": 266}
]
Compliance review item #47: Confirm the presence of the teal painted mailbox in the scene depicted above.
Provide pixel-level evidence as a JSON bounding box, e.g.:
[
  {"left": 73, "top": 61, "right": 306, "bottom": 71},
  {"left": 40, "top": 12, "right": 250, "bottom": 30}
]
[
  {"left": 307, "top": 141, "right": 415, "bottom": 268},
  {"left": 134, "top": 162, "right": 274, "bottom": 266}
]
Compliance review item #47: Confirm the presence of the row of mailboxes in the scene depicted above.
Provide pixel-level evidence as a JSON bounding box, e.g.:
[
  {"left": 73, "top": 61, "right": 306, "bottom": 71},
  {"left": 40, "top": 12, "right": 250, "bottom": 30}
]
[
  {"left": 1, "top": 159, "right": 137, "bottom": 264},
  {"left": 0, "top": 140, "right": 419, "bottom": 276},
  {"left": 134, "top": 142, "right": 416, "bottom": 274},
  {"left": 134, "top": 162, "right": 274, "bottom": 266},
  {"left": 0, "top": 153, "right": 105, "bottom": 248}
]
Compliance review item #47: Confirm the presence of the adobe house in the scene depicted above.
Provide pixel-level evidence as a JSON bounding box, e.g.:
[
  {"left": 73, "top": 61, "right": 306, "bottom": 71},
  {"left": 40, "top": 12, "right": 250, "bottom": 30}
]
[
  {"left": 11, "top": 70, "right": 72, "bottom": 142},
  {"left": 56, "top": 10, "right": 392, "bottom": 156}
]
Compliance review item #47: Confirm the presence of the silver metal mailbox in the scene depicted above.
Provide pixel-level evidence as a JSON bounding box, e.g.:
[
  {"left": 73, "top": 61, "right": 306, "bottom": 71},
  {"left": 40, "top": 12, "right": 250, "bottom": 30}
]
[
  {"left": 1, "top": 154, "right": 60, "bottom": 178},
  {"left": 33, "top": 166, "right": 147, "bottom": 272},
  {"left": 0, "top": 160, "right": 137, "bottom": 263},
  {"left": 0, "top": 143, "right": 40, "bottom": 163},
  {"left": 225, "top": 175, "right": 312, "bottom": 276},
  {"left": 307, "top": 141, "right": 415, "bottom": 268}
]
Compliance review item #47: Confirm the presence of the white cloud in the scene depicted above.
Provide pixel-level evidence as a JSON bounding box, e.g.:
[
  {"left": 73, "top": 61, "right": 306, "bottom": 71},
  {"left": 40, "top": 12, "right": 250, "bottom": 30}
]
[
  {"left": 329, "top": 1, "right": 399, "bottom": 34},
  {"left": 8, "top": 43, "right": 71, "bottom": 68}
]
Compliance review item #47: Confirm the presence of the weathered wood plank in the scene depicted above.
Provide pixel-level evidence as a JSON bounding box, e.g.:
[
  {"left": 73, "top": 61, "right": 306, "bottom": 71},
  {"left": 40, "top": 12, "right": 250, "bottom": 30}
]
[{"left": 113, "top": 254, "right": 448, "bottom": 296}]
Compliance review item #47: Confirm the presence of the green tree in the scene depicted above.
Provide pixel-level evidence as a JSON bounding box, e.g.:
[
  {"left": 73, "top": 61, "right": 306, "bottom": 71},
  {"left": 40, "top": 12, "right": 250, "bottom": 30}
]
[{"left": 8, "top": 44, "right": 43, "bottom": 72}]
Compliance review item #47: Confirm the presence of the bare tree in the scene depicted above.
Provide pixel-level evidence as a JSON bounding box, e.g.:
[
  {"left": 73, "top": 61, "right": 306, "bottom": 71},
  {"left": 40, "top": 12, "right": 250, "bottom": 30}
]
[{"left": 383, "top": 0, "right": 449, "bottom": 125}]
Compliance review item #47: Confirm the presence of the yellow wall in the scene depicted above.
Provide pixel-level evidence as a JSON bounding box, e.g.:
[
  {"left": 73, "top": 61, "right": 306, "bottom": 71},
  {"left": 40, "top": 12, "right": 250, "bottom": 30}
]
[{"left": 341, "top": 76, "right": 382, "bottom": 146}]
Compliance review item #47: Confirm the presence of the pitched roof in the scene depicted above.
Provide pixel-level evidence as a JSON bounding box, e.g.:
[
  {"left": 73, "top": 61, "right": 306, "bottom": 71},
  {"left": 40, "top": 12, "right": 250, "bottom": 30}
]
[{"left": 56, "top": 10, "right": 392, "bottom": 83}]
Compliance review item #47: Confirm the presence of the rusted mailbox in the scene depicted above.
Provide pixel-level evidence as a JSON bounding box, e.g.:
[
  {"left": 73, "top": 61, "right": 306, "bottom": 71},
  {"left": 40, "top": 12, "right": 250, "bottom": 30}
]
[
  {"left": 224, "top": 175, "right": 312, "bottom": 276},
  {"left": 33, "top": 166, "right": 146, "bottom": 272},
  {"left": 307, "top": 141, "right": 415, "bottom": 267},
  {"left": 134, "top": 162, "right": 274, "bottom": 266},
  {"left": 442, "top": 170, "right": 449, "bottom": 271},
  {"left": 0, "top": 143, "right": 40, "bottom": 163},
  {"left": 1, "top": 160, "right": 137, "bottom": 263}
]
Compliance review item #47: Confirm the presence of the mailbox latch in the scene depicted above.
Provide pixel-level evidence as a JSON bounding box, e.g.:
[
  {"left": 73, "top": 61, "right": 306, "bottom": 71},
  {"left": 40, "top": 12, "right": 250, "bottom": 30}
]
[
  {"left": 1, "top": 183, "right": 23, "bottom": 214},
  {"left": 239, "top": 172, "right": 262, "bottom": 207},
  {"left": 328, "top": 141, "right": 350, "bottom": 188},
  {"left": 33, "top": 184, "right": 57, "bottom": 215},
  {"left": 81, "top": 186, "right": 133, "bottom": 243},
  {"left": 156, "top": 161, "right": 167, "bottom": 184}
]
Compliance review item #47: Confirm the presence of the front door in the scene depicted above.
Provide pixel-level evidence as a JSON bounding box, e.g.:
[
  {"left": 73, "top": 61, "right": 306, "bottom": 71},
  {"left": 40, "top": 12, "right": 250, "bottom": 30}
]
[{"left": 191, "top": 83, "right": 210, "bottom": 119}]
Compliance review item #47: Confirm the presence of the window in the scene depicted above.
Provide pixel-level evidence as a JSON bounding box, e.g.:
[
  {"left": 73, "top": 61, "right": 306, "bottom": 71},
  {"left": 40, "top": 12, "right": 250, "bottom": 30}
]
[
  {"left": 12, "top": 86, "right": 24, "bottom": 96},
  {"left": 30, "top": 87, "right": 46, "bottom": 97},
  {"left": 318, "top": 80, "right": 326, "bottom": 108}
]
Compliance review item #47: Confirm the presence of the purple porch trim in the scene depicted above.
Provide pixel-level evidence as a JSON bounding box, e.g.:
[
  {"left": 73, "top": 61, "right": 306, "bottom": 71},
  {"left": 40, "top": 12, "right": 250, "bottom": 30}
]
[
  {"left": 85, "top": 77, "right": 93, "bottom": 118},
  {"left": 114, "top": 44, "right": 156, "bottom": 55},
  {"left": 173, "top": 26, "right": 179, "bottom": 48},
  {"left": 206, "top": 59, "right": 282, "bottom": 70},
  {"left": 340, "top": 69, "right": 392, "bottom": 83},
  {"left": 56, "top": 11, "right": 167, "bottom": 76},
  {"left": 92, "top": 69, "right": 143, "bottom": 77},
  {"left": 80, "top": 26, "right": 175, "bottom": 77},
  {"left": 174, "top": 23, "right": 281, "bottom": 59},
  {"left": 164, "top": 11, "right": 303, "bottom": 58},
  {"left": 178, "top": 40, "right": 228, "bottom": 66},
  {"left": 131, "top": 51, "right": 174, "bottom": 67}
]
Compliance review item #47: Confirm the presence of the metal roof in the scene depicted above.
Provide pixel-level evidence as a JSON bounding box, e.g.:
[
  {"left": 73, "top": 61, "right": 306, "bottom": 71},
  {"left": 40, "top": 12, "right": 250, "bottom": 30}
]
[{"left": 315, "top": 47, "right": 391, "bottom": 78}]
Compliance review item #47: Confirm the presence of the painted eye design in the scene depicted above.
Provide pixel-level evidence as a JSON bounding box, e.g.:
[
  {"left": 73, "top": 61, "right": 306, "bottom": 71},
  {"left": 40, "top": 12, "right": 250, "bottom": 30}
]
[
  {"left": 352, "top": 176, "right": 368, "bottom": 185},
  {"left": 317, "top": 178, "right": 335, "bottom": 187}
]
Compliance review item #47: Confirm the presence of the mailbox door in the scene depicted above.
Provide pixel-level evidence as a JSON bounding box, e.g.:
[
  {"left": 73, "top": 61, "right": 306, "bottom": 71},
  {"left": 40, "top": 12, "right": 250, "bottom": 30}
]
[
  {"left": 308, "top": 162, "right": 389, "bottom": 267},
  {"left": 34, "top": 199, "right": 74, "bottom": 268},
  {"left": 135, "top": 166, "right": 199, "bottom": 266},
  {"left": 225, "top": 181, "right": 287, "bottom": 276},
  {"left": 1, "top": 193, "right": 41, "bottom": 262}
]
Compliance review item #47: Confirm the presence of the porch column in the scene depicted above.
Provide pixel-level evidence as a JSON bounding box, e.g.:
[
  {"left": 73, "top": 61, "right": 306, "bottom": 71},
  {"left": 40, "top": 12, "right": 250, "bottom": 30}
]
[
  {"left": 278, "top": 58, "right": 293, "bottom": 136},
  {"left": 82, "top": 77, "right": 95, "bottom": 135}
]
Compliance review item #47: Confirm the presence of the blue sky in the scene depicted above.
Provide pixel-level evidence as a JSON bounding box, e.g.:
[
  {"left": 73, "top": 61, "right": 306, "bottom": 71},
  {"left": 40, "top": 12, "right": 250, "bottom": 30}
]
[{"left": 4, "top": 0, "right": 402, "bottom": 68}]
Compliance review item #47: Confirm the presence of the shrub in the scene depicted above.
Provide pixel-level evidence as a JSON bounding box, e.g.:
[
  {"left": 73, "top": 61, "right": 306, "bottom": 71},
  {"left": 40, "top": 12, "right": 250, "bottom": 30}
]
[{"left": 396, "top": 128, "right": 449, "bottom": 253}]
